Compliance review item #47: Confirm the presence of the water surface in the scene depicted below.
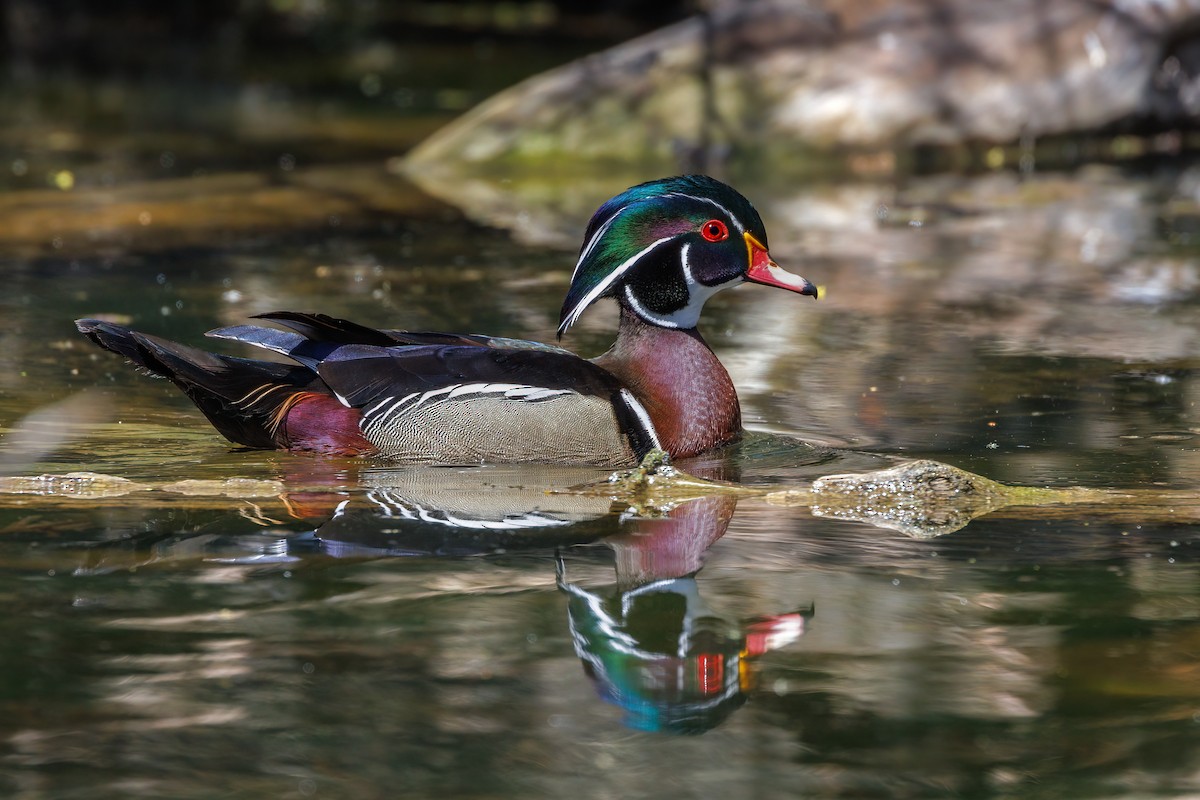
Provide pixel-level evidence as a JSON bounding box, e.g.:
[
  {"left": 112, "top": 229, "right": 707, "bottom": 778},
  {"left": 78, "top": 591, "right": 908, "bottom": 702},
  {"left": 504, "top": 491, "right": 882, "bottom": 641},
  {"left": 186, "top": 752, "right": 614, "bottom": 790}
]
[{"left": 2, "top": 79, "right": 1200, "bottom": 799}]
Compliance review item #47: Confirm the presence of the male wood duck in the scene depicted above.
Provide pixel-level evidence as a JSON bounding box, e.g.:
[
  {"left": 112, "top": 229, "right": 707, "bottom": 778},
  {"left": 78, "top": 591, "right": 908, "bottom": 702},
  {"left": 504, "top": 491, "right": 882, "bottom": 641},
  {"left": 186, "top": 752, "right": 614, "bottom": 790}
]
[{"left": 76, "top": 175, "right": 816, "bottom": 466}]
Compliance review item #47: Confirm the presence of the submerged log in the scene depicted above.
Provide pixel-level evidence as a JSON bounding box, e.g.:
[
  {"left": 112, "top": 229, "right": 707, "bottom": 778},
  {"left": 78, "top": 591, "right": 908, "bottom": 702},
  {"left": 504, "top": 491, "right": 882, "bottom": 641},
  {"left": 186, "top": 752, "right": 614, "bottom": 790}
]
[
  {"left": 406, "top": 0, "right": 1200, "bottom": 173},
  {"left": 776, "top": 461, "right": 1200, "bottom": 537},
  {"left": 0, "top": 455, "right": 1195, "bottom": 539},
  {"left": 782, "top": 459, "right": 1096, "bottom": 538},
  {"left": 581, "top": 453, "right": 1200, "bottom": 538}
]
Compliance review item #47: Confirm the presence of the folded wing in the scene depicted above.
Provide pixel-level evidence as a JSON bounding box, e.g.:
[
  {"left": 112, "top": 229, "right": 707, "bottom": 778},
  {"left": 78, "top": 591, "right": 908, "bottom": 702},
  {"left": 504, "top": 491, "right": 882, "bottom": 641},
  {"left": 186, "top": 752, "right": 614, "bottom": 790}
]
[{"left": 209, "top": 315, "right": 660, "bottom": 466}]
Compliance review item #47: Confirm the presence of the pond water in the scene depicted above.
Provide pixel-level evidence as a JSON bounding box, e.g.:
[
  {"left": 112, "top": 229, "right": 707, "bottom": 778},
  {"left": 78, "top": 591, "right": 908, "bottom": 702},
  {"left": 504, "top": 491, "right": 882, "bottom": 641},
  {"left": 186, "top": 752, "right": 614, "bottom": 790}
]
[{"left": 3, "top": 72, "right": 1200, "bottom": 800}]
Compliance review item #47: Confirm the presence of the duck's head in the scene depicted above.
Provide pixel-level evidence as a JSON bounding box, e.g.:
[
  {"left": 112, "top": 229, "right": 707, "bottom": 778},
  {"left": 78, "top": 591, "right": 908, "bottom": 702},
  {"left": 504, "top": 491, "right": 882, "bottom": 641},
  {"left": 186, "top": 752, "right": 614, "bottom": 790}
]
[{"left": 558, "top": 175, "right": 816, "bottom": 336}]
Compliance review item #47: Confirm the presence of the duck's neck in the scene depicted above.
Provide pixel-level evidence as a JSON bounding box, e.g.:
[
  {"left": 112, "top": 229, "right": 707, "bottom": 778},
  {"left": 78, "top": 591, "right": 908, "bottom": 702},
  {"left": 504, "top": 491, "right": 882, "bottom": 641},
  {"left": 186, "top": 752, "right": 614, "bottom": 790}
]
[{"left": 594, "top": 305, "right": 742, "bottom": 458}]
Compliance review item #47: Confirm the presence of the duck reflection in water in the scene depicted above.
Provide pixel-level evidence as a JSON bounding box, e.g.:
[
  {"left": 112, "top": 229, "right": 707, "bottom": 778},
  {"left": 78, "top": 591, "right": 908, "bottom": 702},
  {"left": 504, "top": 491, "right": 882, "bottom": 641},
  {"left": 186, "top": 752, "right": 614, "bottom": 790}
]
[
  {"left": 557, "top": 495, "right": 813, "bottom": 735},
  {"left": 117, "top": 462, "right": 813, "bottom": 735},
  {"left": 286, "top": 469, "right": 813, "bottom": 734}
]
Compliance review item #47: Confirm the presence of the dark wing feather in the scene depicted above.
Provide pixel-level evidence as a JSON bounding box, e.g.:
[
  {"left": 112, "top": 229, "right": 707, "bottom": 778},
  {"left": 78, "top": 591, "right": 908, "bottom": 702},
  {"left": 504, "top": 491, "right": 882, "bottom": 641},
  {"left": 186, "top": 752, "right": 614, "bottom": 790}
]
[
  {"left": 206, "top": 324, "right": 340, "bottom": 370},
  {"left": 314, "top": 343, "right": 662, "bottom": 465},
  {"left": 378, "top": 331, "right": 573, "bottom": 354},
  {"left": 256, "top": 312, "right": 491, "bottom": 349},
  {"left": 253, "top": 310, "right": 571, "bottom": 353},
  {"left": 316, "top": 344, "right": 627, "bottom": 407},
  {"left": 252, "top": 312, "right": 400, "bottom": 346}
]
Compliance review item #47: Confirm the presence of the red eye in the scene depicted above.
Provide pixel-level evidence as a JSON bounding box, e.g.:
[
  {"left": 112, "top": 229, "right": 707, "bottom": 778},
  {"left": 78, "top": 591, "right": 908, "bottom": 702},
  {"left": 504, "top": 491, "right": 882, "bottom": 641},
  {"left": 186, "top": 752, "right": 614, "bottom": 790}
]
[{"left": 700, "top": 219, "right": 729, "bottom": 242}]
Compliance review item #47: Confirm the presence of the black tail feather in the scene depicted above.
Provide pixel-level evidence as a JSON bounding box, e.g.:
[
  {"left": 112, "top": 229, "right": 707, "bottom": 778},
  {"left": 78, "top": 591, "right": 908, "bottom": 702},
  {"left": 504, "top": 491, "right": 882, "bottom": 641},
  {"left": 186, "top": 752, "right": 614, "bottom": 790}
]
[{"left": 76, "top": 319, "right": 321, "bottom": 449}]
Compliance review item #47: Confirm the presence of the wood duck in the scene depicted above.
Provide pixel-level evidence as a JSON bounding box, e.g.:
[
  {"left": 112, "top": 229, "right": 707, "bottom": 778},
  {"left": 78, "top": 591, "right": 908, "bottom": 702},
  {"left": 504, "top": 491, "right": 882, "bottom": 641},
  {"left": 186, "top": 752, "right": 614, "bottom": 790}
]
[{"left": 76, "top": 175, "right": 817, "bottom": 466}]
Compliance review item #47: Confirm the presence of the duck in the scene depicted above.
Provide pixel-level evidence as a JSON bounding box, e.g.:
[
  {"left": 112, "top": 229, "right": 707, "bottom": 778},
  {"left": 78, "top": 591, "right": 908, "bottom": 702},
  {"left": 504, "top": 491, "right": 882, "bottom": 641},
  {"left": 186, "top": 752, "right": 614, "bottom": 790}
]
[{"left": 76, "top": 175, "right": 817, "bottom": 467}]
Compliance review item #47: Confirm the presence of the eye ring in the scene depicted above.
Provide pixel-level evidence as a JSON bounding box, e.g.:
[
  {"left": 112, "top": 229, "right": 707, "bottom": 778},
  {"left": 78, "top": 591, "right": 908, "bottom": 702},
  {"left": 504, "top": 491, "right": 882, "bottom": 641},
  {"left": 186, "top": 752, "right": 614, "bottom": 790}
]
[{"left": 700, "top": 219, "right": 729, "bottom": 243}]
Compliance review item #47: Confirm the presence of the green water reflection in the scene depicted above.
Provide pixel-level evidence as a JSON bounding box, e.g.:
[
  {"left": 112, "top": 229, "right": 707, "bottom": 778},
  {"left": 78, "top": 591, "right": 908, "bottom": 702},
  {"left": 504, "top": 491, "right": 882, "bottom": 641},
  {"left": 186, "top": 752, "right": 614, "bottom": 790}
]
[
  {"left": 2, "top": 53, "right": 1200, "bottom": 800},
  {"left": 0, "top": 479, "right": 1197, "bottom": 798}
]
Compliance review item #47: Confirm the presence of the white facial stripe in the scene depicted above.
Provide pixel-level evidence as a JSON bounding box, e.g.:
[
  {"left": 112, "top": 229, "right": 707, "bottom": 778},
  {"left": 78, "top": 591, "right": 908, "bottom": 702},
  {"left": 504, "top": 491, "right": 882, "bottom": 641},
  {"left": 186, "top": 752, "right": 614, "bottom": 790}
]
[
  {"left": 571, "top": 206, "right": 626, "bottom": 284},
  {"left": 623, "top": 284, "right": 679, "bottom": 329},
  {"left": 679, "top": 241, "right": 694, "bottom": 285},
  {"left": 561, "top": 235, "right": 676, "bottom": 332},
  {"left": 663, "top": 192, "right": 745, "bottom": 234}
]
